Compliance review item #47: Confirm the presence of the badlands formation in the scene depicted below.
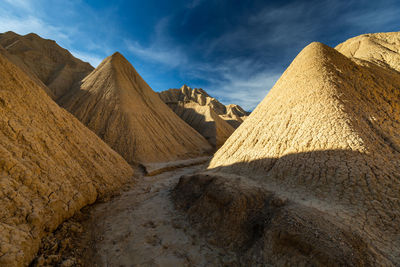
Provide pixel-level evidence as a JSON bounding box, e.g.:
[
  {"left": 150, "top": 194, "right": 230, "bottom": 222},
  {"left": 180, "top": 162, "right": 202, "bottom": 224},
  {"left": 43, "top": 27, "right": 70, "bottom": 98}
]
[
  {"left": 0, "top": 29, "right": 399, "bottom": 267},
  {"left": 159, "top": 85, "right": 249, "bottom": 147},
  {"left": 0, "top": 31, "right": 93, "bottom": 100},
  {"left": 174, "top": 33, "right": 400, "bottom": 265},
  {"left": 0, "top": 50, "right": 133, "bottom": 266},
  {"left": 60, "top": 53, "right": 212, "bottom": 165}
]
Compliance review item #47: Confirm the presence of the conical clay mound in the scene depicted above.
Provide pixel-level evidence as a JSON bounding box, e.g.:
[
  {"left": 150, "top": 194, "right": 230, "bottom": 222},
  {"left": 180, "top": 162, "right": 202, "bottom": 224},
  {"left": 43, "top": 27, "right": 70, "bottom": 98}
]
[
  {"left": 0, "top": 31, "right": 94, "bottom": 100},
  {"left": 173, "top": 41, "right": 400, "bottom": 265},
  {"left": 61, "top": 52, "right": 212, "bottom": 165},
  {"left": 0, "top": 53, "right": 133, "bottom": 266}
]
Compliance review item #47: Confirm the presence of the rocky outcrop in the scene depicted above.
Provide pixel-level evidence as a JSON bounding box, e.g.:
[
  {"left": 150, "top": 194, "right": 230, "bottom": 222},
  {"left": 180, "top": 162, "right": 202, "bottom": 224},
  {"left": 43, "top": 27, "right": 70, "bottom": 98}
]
[
  {"left": 159, "top": 85, "right": 249, "bottom": 147},
  {"left": 0, "top": 31, "right": 94, "bottom": 100},
  {"left": 173, "top": 38, "right": 400, "bottom": 265},
  {"left": 60, "top": 53, "right": 212, "bottom": 165},
  {"left": 222, "top": 104, "right": 249, "bottom": 128},
  {"left": 170, "top": 102, "right": 234, "bottom": 148},
  {"left": 336, "top": 31, "right": 400, "bottom": 72},
  {"left": 0, "top": 52, "right": 133, "bottom": 266}
]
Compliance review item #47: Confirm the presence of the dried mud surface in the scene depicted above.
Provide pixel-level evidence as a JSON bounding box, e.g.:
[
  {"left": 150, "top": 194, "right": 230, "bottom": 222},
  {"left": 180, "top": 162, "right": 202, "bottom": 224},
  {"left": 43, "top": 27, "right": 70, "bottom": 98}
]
[
  {"left": 0, "top": 48, "right": 133, "bottom": 267},
  {"left": 33, "top": 163, "right": 236, "bottom": 267},
  {"left": 173, "top": 38, "right": 400, "bottom": 265}
]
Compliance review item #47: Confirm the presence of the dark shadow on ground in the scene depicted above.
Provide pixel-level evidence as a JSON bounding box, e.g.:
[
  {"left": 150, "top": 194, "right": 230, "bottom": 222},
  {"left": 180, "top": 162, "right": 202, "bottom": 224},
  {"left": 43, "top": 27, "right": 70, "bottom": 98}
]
[{"left": 172, "top": 149, "right": 400, "bottom": 266}]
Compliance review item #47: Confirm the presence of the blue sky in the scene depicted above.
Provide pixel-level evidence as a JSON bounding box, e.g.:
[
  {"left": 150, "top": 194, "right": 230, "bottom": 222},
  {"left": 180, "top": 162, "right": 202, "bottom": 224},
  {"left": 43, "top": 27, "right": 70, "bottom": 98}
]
[{"left": 1, "top": 0, "right": 399, "bottom": 110}]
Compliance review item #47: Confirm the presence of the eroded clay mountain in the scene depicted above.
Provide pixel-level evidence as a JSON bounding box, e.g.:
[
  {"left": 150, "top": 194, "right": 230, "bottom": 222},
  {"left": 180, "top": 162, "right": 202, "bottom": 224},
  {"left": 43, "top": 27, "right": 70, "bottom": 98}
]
[
  {"left": 336, "top": 31, "right": 400, "bottom": 72},
  {"left": 159, "top": 85, "right": 249, "bottom": 147},
  {"left": 0, "top": 52, "right": 133, "bottom": 267},
  {"left": 173, "top": 39, "right": 400, "bottom": 265},
  {"left": 0, "top": 31, "right": 94, "bottom": 100},
  {"left": 61, "top": 53, "right": 212, "bottom": 165},
  {"left": 160, "top": 85, "right": 249, "bottom": 127},
  {"left": 168, "top": 101, "right": 234, "bottom": 148}
]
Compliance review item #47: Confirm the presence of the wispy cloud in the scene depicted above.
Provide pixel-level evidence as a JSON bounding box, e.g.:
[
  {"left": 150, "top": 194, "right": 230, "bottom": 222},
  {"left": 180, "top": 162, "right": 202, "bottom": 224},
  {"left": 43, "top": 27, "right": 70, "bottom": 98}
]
[
  {"left": 342, "top": 3, "right": 400, "bottom": 33},
  {"left": 70, "top": 50, "right": 103, "bottom": 67},
  {"left": 186, "top": 0, "right": 204, "bottom": 9},
  {"left": 210, "top": 71, "right": 281, "bottom": 111},
  {"left": 0, "top": 0, "right": 109, "bottom": 66},
  {"left": 3, "top": 0, "right": 32, "bottom": 10},
  {"left": 124, "top": 16, "right": 188, "bottom": 67},
  {"left": 125, "top": 40, "right": 187, "bottom": 67},
  {"left": 184, "top": 57, "right": 282, "bottom": 110},
  {"left": 0, "top": 12, "right": 72, "bottom": 45},
  {"left": 1, "top": 0, "right": 398, "bottom": 111}
]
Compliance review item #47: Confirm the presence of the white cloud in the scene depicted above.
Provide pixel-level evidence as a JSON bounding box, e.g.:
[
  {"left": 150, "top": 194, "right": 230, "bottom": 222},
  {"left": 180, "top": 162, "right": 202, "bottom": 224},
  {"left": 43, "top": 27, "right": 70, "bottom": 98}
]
[
  {"left": 207, "top": 69, "right": 281, "bottom": 111},
  {"left": 180, "top": 57, "right": 282, "bottom": 111},
  {"left": 124, "top": 17, "right": 188, "bottom": 67},
  {"left": 0, "top": 13, "right": 71, "bottom": 45},
  {"left": 186, "top": 0, "right": 204, "bottom": 9},
  {"left": 0, "top": 0, "right": 107, "bottom": 68},
  {"left": 70, "top": 50, "right": 103, "bottom": 67},
  {"left": 3, "top": 0, "right": 32, "bottom": 10},
  {"left": 125, "top": 40, "right": 187, "bottom": 67}
]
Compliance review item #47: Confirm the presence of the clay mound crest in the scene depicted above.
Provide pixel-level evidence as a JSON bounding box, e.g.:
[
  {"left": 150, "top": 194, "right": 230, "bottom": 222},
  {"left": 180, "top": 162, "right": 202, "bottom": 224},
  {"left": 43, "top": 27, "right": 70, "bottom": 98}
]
[
  {"left": 173, "top": 40, "right": 400, "bottom": 265},
  {"left": 61, "top": 52, "right": 212, "bottom": 165},
  {"left": 0, "top": 52, "right": 133, "bottom": 266}
]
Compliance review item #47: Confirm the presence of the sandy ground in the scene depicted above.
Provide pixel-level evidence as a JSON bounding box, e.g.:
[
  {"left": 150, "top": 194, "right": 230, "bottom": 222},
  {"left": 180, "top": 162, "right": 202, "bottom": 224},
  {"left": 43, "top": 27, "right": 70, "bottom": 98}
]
[{"left": 70, "top": 162, "right": 236, "bottom": 267}]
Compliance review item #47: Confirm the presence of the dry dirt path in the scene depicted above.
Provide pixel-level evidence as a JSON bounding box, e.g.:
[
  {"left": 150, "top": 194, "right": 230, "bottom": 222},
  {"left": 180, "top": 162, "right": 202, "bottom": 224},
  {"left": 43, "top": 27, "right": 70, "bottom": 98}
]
[{"left": 80, "top": 163, "right": 236, "bottom": 267}]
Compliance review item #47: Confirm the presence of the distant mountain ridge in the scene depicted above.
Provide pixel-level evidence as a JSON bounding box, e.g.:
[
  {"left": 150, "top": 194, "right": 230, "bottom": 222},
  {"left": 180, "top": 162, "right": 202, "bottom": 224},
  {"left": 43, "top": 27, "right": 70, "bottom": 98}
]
[
  {"left": 0, "top": 31, "right": 94, "bottom": 100},
  {"left": 158, "top": 85, "right": 249, "bottom": 148},
  {"left": 159, "top": 85, "right": 249, "bottom": 128}
]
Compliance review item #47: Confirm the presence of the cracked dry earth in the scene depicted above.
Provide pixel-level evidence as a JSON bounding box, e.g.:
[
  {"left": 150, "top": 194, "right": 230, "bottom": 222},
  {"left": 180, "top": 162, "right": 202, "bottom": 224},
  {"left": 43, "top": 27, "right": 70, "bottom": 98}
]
[{"left": 77, "top": 163, "right": 235, "bottom": 266}]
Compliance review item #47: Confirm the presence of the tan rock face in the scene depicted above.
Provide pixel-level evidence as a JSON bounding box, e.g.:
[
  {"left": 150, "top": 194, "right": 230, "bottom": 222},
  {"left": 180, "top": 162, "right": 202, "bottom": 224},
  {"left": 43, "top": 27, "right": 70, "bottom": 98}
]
[
  {"left": 60, "top": 53, "right": 212, "bottom": 165},
  {"left": 222, "top": 104, "right": 249, "bottom": 128},
  {"left": 336, "top": 31, "right": 400, "bottom": 72},
  {"left": 173, "top": 40, "right": 400, "bottom": 265},
  {"left": 159, "top": 85, "right": 249, "bottom": 147},
  {"left": 0, "top": 31, "right": 94, "bottom": 100},
  {"left": 0, "top": 52, "right": 133, "bottom": 267},
  {"left": 169, "top": 102, "right": 234, "bottom": 148}
]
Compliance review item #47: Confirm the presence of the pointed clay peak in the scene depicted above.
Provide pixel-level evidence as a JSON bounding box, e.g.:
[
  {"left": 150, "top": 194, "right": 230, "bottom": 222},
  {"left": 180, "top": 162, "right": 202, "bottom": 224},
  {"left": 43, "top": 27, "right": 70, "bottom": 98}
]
[
  {"left": 173, "top": 37, "right": 400, "bottom": 265},
  {"left": 24, "top": 32, "right": 41, "bottom": 39},
  {"left": 1, "top": 31, "right": 18, "bottom": 37},
  {"left": 180, "top": 84, "right": 192, "bottom": 95},
  {"left": 61, "top": 52, "right": 211, "bottom": 164},
  {"left": 101, "top": 51, "right": 131, "bottom": 67},
  {"left": 110, "top": 51, "right": 127, "bottom": 60},
  {"left": 0, "top": 52, "right": 133, "bottom": 266},
  {"left": 293, "top": 42, "right": 337, "bottom": 65}
]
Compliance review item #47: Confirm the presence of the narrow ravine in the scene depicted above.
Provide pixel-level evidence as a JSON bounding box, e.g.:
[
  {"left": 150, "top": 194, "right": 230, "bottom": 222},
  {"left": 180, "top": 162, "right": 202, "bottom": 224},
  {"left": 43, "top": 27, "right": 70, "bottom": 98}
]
[{"left": 72, "top": 163, "right": 236, "bottom": 266}]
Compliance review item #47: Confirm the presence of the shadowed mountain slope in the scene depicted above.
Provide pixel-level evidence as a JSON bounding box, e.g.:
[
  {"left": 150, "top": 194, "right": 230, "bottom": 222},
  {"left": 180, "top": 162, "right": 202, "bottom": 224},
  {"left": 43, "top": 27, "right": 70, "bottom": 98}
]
[
  {"left": 60, "top": 53, "right": 212, "bottom": 165},
  {"left": 0, "top": 31, "right": 93, "bottom": 100},
  {"left": 0, "top": 52, "right": 133, "bottom": 266},
  {"left": 169, "top": 102, "right": 234, "bottom": 148},
  {"left": 173, "top": 41, "right": 400, "bottom": 265}
]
